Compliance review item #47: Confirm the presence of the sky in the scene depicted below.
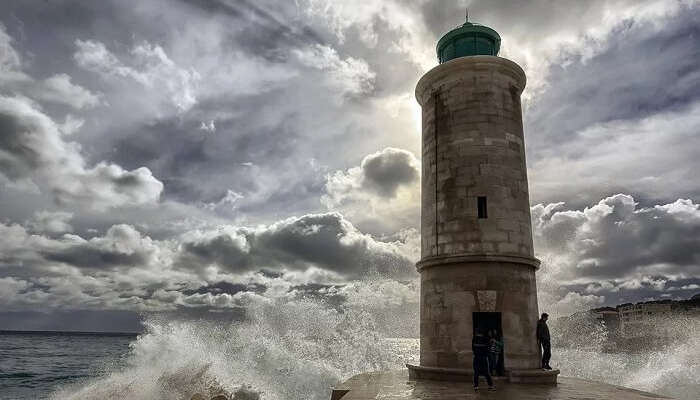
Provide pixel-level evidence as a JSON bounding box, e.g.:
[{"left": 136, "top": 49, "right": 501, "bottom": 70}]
[{"left": 1, "top": 0, "right": 700, "bottom": 332}]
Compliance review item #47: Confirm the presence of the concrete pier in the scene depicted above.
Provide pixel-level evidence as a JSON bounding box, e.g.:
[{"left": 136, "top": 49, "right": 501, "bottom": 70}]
[{"left": 331, "top": 370, "right": 671, "bottom": 400}]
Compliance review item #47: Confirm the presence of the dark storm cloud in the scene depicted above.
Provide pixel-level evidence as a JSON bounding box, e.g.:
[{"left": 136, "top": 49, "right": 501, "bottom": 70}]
[
  {"left": 580, "top": 201, "right": 700, "bottom": 278},
  {"left": 533, "top": 195, "right": 700, "bottom": 302},
  {"left": 361, "top": 148, "right": 420, "bottom": 197},
  {"left": 0, "top": 96, "right": 163, "bottom": 209},
  {"left": 39, "top": 224, "right": 158, "bottom": 269},
  {"left": 0, "top": 25, "right": 164, "bottom": 210},
  {"left": 2, "top": 193, "right": 699, "bottom": 321},
  {"left": 2, "top": 0, "right": 700, "bottom": 327},
  {"left": 526, "top": 9, "right": 700, "bottom": 151},
  {"left": 42, "top": 244, "right": 147, "bottom": 269},
  {"left": 4, "top": 0, "right": 399, "bottom": 226},
  {"left": 321, "top": 148, "right": 421, "bottom": 235},
  {"left": 182, "top": 281, "right": 266, "bottom": 296},
  {"left": 105, "top": 86, "right": 320, "bottom": 211},
  {"left": 0, "top": 106, "right": 43, "bottom": 179},
  {"left": 106, "top": 102, "right": 330, "bottom": 218},
  {"left": 525, "top": 7, "right": 700, "bottom": 206},
  {"left": 323, "top": 147, "right": 420, "bottom": 200},
  {"left": 177, "top": 212, "right": 415, "bottom": 278}
]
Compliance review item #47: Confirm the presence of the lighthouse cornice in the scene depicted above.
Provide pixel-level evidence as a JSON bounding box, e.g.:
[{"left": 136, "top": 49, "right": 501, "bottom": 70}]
[
  {"left": 415, "top": 55, "right": 526, "bottom": 106},
  {"left": 416, "top": 253, "right": 541, "bottom": 272}
]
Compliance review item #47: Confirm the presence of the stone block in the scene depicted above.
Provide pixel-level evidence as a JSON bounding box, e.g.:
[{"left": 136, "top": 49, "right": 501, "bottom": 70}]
[
  {"left": 482, "top": 231, "right": 508, "bottom": 242},
  {"left": 444, "top": 290, "right": 475, "bottom": 309},
  {"left": 498, "top": 243, "right": 519, "bottom": 253},
  {"left": 477, "top": 290, "right": 498, "bottom": 311}
]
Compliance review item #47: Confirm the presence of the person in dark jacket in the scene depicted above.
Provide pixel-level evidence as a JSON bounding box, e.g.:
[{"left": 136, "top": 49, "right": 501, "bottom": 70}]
[
  {"left": 472, "top": 327, "right": 495, "bottom": 391},
  {"left": 537, "top": 313, "right": 552, "bottom": 370}
]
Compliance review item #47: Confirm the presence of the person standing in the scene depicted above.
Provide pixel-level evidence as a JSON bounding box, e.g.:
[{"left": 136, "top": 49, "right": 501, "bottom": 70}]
[
  {"left": 472, "top": 327, "right": 495, "bottom": 391},
  {"left": 488, "top": 330, "right": 503, "bottom": 376},
  {"left": 537, "top": 313, "right": 552, "bottom": 370}
]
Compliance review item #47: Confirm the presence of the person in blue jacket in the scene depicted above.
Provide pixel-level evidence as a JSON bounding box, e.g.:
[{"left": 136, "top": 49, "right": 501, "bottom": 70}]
[{"left": 488, "top": 330, "right": 503, "bottom": 376}]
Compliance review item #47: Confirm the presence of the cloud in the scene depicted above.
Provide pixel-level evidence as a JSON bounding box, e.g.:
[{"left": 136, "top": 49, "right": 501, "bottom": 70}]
[
  {"left": 293, "top": 44, "right": 376, "bottom": 98},
  {"left": 26, "top": 210, "right": 74, "bottom": 234},
  {"left": 0, "top": 219, "right": 184, "bottom": 312},
  {"left": 0, "top": 211, "right": 417, "bottom": 313},
  {"left": 0, "top": 24, "right": 101, "bottom": 110},
  {"left": 198, "top": 120, "right": 215, "bottom": 133},
  {"left": 41, "top": 224, "right": 162, "bottom": 270},
  {"left": 533, "top": 194, "right": 700, "bottom": 308},
  {"left": 2, "top": 0, "right": 700, "bottom": 329},
  {"left": 541, "top": 291, "right": 606, "bottom": 318},
  {"left": 525, "top": 9, "right": 700, "bottom": 205},
  {"left": 0, "top": 277, "right": 31, "bottom": 307},
  {"left": 0, "top": 23, "right": 21, "bottom": 71},
  {"left": 51, "top": 161, "right": 164, "bottom": 209},
  {"left": 58, "top": 114, "right": 85, "bottom": 135},
  {"left": 0, "top": 25, "right": 163, "bottom": 210},
  {"left": 1, "top": 193, "right": 698, "bottom": 321},
  {"left": 199, "top": 189, "right": 243, "bottom": 215},
  {"left": 74, "top": 39, "right": 200, "bottom": 111},
  {"left": 668, "top": 284, "right": 700, "bottom": 291},
  {"left": 177, "top": 212, "right": 416, "bottom": 279},
  {"left": 0, "top": 95, "right": 163, "bottom": 209},
  {"left": 322, "top": 148, "right": 420, "bottom": 233},
  {"left": 325, "top": 147, "right": 419, "bottom": 198},
  {"left": 38, "top": 73, "right": 101, "bottom": 109}
]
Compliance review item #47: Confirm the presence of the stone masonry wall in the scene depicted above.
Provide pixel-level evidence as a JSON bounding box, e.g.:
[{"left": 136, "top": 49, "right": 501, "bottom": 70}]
[
  {"left": 417, "top": 56, "right": 533, "bottom": 261},
  {"left": 415, "top": 56, "right": 541, "bottom": 372},
  {"left": 419, "top": 262, "right": 541, "bottom": 370}
]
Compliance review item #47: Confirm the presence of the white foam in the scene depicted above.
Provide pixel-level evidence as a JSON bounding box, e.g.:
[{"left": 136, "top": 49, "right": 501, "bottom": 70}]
[
  {"left": 51, "top": 291, "right": 699, "bottom": 400},
  {"left": 51, "top": 298, "right": 404, "bottom": 400}
]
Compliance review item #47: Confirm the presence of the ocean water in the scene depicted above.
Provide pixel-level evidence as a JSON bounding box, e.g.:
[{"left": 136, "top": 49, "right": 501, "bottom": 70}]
[
  {"left": 0, "top": 331, "right": 135, "bottom": 400},
  {"left": 1, "top": 301, "right": 698, "bottom": 400}
]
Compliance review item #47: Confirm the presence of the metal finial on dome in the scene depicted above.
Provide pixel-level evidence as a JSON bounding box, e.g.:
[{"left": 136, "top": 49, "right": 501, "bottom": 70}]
[{"left": 465, "top": 7, "right": 468, "bottom": 22}]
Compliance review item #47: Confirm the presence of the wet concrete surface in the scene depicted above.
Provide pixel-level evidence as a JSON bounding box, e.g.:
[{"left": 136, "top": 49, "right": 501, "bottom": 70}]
[{"left": 333, "top": 369, "right": 671, "bottom": 400}]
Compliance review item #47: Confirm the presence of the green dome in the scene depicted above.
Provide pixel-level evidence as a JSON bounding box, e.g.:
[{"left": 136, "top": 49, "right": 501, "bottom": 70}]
[{"left": 437, "top": 21, "right": 501, "bottom": 63}]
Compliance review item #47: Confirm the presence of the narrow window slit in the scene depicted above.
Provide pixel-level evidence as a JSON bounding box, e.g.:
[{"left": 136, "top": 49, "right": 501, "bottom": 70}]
[{"left": 478, "top": 196, "right": 488, "bottom": 219}]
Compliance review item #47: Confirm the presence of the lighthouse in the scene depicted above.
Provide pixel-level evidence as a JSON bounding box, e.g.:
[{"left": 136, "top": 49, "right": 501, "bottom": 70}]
[
  {"left": 331, "top": 15, "right": 673, "bottom": 400},
  {"left": 406, "top": 17, "right": 557, "bottom": 383}
]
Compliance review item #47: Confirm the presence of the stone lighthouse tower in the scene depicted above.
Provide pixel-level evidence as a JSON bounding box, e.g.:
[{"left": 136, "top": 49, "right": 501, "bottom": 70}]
[{"left": 407, "top": 18, "right": 556, "bottom": 383}]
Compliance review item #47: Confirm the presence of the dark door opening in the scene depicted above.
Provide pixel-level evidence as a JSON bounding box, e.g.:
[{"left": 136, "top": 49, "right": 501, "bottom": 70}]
[{"left": 473, "top": 312, "right": 504, "bottom": 375}]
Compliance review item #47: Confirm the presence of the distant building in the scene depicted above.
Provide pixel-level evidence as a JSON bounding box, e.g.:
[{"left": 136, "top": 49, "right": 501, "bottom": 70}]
[
  {"left": 618, "top": 301, "right": 673, "bottom": 338},
  {"left": 584, "top": 294, "right": 700, "bottom": 339},
  {"left": 590, "top": 307, "right": 620, "bottom": 334}
]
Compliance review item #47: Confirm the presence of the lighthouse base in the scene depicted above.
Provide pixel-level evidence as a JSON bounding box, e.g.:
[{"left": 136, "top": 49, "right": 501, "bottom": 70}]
[
  {"left": 406, "top": 363, "right": 559, "bottom": 384},
  {"left": 330, "top": 369, "right": 670, "bottom": 400}
]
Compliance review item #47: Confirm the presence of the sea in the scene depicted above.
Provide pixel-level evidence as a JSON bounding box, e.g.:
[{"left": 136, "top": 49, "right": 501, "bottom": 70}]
[
  {"left": 0, "top": 331, "right": 135, "bottom": 399},
  {"left": 1, "top": 302, "right": 698, "bottom": 400}
]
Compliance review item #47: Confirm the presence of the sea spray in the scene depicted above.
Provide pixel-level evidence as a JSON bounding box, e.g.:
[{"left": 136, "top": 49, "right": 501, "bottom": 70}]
[
  {"left": 50, "top": 296, "right": 405, "bottom": 400},
  {"left": 551, "top": 313, "right": 700, "bottom": 400},
  {"left": 49, "top": 282, "right": 700, "bottom": 400}
]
